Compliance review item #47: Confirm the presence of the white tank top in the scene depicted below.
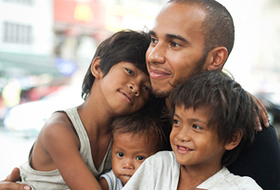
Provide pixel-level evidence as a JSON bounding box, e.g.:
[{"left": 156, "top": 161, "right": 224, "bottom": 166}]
[{"left": 20, "top": 107, "right": 112, "bottom": 189}]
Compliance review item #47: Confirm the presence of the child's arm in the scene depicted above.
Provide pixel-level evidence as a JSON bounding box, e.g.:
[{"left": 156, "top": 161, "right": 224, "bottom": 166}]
[
  {"left": 36, "top": 115, "right": 102, "bottom": 190},
  {"left": 99, "top": 178, "right": 109, "bottom": 190}
]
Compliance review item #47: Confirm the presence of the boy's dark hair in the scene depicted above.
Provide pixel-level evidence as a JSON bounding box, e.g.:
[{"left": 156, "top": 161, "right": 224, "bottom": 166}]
[
  {"left": 169, "top": 70, "right": 258, "bottom": 166},
  {"left": 168, "top": 0, "right": 234, "bottom": 67},
  {"left": 81, "top": 30, "right": 150, "bottom": 100},
  {"left": 111, "top": 96, "right": 169, "bottom": 151}
]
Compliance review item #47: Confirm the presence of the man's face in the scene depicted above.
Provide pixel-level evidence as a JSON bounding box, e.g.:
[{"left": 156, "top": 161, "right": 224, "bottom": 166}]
[{"left": 146, "top": 3, "right": 208, "bottom": 98}]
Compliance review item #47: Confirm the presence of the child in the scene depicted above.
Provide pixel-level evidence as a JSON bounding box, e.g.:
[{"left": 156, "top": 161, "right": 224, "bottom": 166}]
[
  {"left": 18, "top": 30, "right": 154, "bottom": 190},
  {"left": 122, "top": 70, "right": 263, "bottom": 190},
  {"left": 99, "top": 97, "right": 169, "bottom": 190}
]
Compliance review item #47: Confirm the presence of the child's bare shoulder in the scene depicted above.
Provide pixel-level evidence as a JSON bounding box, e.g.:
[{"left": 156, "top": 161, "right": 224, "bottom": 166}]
[{"left": 38, "top": 111, "right": 79, "bottom": 147}]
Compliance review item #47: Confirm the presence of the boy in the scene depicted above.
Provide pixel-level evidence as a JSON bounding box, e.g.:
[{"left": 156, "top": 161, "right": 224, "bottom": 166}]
[
  {"left": 122, "top": 70, "right": 262, "bottom": 189},
  {"left": 99, "top": 97, "right": 169, "bottom": 190},
  {"left": 18, "top": 30, "right": 153, "bottom": 190}
]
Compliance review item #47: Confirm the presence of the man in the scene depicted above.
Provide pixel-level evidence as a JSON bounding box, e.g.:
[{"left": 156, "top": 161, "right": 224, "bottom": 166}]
[
  {"left": 1, "top": 0, "right": 280, "bottom": 189},
  {"left": 146, "top": 1, "right": 280, "bottom": 189}
]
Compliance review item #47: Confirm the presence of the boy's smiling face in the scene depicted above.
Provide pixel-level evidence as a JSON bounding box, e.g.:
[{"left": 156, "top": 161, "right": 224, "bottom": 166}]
[
  {"left": 170, "top": 105, "right": 226, "bottom": 170},
  {"left": 111, "top": 132, "right": 158, "bottom": 186},
  {"left": 95, "top": 61, "right": 152, "bottom": 116}
]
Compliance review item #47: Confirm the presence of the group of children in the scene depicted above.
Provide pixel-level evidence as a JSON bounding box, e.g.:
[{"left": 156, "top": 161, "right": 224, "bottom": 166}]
[{"left": 17, "top": 30, "right": 262, "bottom": 189}]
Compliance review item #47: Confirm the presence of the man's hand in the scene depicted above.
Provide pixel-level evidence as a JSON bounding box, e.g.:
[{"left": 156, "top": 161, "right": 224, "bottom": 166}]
[
  {"left": 248, "top": 92, "right": 270, "bottom": 131},
  {"left": 0, "top": 167, "right": 31, "bottom": 190}
]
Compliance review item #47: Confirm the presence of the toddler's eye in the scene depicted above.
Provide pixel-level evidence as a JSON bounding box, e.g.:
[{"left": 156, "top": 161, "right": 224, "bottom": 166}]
[
  {"left": 126, "top": 68, "right": 134, "bottom": 76},
  {"left": 136, "top": 156, "right": 144, "bottom": 161},
  {"left": 117, "top": 152, "right": 124, "bottom": 157}
]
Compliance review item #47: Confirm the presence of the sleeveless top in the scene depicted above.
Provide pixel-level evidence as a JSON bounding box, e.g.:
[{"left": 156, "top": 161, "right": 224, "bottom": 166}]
[{"left": 19, "top": 107, "right": 112, "bottom": 190}]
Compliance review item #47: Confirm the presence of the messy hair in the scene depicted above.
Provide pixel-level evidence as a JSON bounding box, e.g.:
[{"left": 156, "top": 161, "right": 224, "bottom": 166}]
[
  {"left": 81, "top": 30, "right": 150, "bottom": 100},
  {"left": 169, "top": 70, "right": 258, "bottom": 166}
]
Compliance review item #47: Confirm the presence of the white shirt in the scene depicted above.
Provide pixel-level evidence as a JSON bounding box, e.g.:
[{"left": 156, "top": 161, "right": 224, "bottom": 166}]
[
  {"left": 123, "top": 151, "right": 262, "bottom": 190},
  {"left": 100, "top": 169, "right": 123, "bottom": 190}
]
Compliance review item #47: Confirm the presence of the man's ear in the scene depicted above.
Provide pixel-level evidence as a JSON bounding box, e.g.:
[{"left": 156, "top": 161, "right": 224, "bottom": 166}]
[
  {"left": 91, "top": 57, "right": 103, "bottom": 79},
  {"left": 224, "top": 129, "right": 243, "bottom": 151},
  {"left": 206, "top": 46, "right": 228, "bottom": 71}
]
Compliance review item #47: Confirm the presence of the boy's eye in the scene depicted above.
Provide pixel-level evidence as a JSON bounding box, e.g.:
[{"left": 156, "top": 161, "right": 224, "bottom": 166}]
[
  {"left": 193, "top": 124, "right": 203, "bottom": 130},
  {"left": 117, "top": 152, "right": 124, "bottom": 157},
  {"left": 173, "top": 119, "right": 179, "bottom": 125},
  {"left": 143, "top": 85, "right": 151, "bottom": 93},
  {"left": 125, "top": 68, "right": 134, "bottom": 76},
  {"left": 136, "top": 156, "right": 144, "bottom": 161}
]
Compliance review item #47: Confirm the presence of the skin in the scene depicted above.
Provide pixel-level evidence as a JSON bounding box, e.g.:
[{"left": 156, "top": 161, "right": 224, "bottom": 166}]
[
  {"left": 170, "top": 105, "right": 241, "bottom": 189},
  {"left": 1, "top": 1, "right": 269, "bottom": 189},
  {"left": 146, "top": 2, "right": 269, "bottom": 129},
  {"left": 99, "top": 132, "right": 158, "bottom": 189},
  {"left": 147, "top": 3, "right": 208, "bottom": 99},
  {"left": 4, "top": 60, "right": 151, "bottom": 190},
  {"left": 94, "top": 59, "right": 151, "bottom": 116}
]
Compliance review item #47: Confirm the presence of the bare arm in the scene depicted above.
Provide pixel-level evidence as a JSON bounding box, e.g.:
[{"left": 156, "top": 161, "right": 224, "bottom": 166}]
[
  {"left": 99, "top": 178, "right": 109, "bottom": 190},
  {"left": 0, "top": 168, "right": 31, "bottom": 190},
  {"left": 40, "top": 120, "right": 102, "bottom": 190}
]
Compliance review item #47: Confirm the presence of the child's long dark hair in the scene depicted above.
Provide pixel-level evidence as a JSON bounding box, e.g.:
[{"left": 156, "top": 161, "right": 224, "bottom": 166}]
[{"left": 81, "top": 30, "right": 150, "bottom": 100}]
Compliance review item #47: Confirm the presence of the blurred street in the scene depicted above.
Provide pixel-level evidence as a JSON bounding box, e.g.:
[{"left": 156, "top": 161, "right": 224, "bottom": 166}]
[{"left": 0, "top": 127, "right": 36, "bottom": 180}]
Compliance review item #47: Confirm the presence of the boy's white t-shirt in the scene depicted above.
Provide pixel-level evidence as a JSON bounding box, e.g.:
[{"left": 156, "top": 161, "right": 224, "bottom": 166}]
[{"left": 122, "top": 151, "right": 262, "bottom": 190}]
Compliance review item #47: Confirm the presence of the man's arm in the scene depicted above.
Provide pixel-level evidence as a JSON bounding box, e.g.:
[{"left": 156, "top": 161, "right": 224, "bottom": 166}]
[
  {"left": 0, "top": 167, "right": 31, "bottom": 190},
  {"left": 248, "top": 92, "right": 270, "bottom": 130},
  {"left": 228, "top": 124, "right": 280, "bottom": 190}
]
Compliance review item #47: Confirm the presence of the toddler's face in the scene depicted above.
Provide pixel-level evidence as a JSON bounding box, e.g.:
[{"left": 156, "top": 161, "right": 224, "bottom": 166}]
[
  {"left": 111, "top": 132, "right": 158, "bottom": 186},
  {"left": 100, "top": 61, "right": 152, "bottom": 116},
  {"left": 170, "top": 105, "right": 225, "bottom": 168}
]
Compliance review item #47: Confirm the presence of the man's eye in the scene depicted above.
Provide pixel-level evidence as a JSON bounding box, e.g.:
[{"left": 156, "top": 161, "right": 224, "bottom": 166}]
[
  {"left": 117, "top": 152, "right": 124, "bottom": 157},
  {"left": 150, "top": 37, "right": 158, "bottom": 44},
  {"left": 170, "top": 41, "right": 180, "bottom": 47},
  {"left": 126, "top": 68, "right": 134, "bottom": 76},
  {"left": 136, "top": 156, "right": 144, "bottom": 161}
]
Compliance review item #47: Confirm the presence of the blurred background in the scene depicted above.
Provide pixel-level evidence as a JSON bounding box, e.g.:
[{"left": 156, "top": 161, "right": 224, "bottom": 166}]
[{"left": 0, "top": 0, "right": 279, "bottom": 179}]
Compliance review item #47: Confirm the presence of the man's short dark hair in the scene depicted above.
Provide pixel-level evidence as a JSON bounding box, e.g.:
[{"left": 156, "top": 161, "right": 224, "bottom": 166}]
[{"left": 168, "top": 0, "right": 235, "bottom": 65}]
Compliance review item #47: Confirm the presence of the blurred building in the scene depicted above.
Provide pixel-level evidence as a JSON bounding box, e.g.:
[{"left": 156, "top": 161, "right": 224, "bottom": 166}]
[
  {"left": 53, "top": 0, "right": 166, "bottom": 76},
  {"left": 0, "top": 0, "right": 60, "bottom": 80},
  {"left": 0, "top": 0, "right": 166, "bottom": 92}
]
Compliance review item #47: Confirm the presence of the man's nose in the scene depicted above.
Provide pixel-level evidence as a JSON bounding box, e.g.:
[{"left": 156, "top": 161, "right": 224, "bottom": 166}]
[{"left": 147, "top": 44, "right": 165, "bottom": 64}]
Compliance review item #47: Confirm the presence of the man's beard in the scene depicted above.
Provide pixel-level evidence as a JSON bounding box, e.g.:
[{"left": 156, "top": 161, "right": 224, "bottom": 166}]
[{"left": 152, "top": 54, "right": 207, "bottom": 99}]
